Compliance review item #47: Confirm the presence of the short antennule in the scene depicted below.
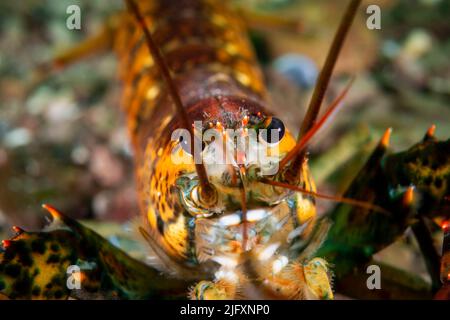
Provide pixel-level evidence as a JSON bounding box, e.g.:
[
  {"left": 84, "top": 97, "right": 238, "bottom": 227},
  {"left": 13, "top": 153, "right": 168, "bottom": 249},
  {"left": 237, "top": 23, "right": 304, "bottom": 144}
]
[
  {"left": 282, "top": 0, "right": 362, "bottom": 180},
  {"left": 124, "top": 0, "right": 215, "bottom": 200}
]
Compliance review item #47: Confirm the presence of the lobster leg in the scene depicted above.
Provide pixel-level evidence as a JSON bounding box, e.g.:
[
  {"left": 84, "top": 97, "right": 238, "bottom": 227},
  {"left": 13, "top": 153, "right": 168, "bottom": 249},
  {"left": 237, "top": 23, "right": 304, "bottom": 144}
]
[
  {"left": 189, "top": 254, "right": 333, "bottom": 300},
  {"left": 0, "top": 205, "right": 190, "bottom": 299},
  {"left": 189, "top": 275, "right": 241, "bottom": 300},
  {"left": 256, "top": 256, "right": 334, "bottom": 300},
  {"left": 235, "top": 6, "right": 303, "bottom": 34},
  {"left": 411, "top": 216, "right": 441, "bottom": 292},
  {"left": 50, "top": 25, "right": 114, "bottom": 69},
  {"left": 256, "top": 224, "right": 334, "bottom": 300},
  {"left": 435, "top": 223, "right": 450, "bottom": 299},
  {"left": 28, "top": 14, "right": 122, "bottom": 93}
]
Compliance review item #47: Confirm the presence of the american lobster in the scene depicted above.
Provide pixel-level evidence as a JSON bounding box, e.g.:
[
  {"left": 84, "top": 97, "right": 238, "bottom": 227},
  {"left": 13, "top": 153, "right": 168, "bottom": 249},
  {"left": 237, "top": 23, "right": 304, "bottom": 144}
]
[{"left": 0, "top": 0, "right": 448, "bottom": 300}]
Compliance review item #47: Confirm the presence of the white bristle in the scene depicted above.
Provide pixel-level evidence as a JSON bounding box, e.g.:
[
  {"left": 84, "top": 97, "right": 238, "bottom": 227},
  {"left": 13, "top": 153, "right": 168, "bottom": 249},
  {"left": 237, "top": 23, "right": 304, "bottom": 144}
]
[
  {"left": 258, "top": 242, "right": 280, "bottom": 261},
  {"left": 246, "top": 209, "right": 268, "bottom": 222},
  {"left": 212, "top": 255, "right": 239, "bottom": 268},
  {"left": 272, "top": 255, "right": 289, "bottom": 274},
  {"left": 218, "top": 214, "right": 241, "bottom": 226}
]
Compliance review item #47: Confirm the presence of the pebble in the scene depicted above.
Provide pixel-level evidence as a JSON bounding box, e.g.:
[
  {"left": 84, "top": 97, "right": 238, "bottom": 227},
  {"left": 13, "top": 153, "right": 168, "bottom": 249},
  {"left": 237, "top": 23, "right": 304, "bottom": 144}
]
[
  {"left": 272, "top": 53, "right": 318, "bottom": 89},
  {"left": 89, "top": 145, "right": 124, "bottom": 187},
  {"left": 3, "top": 127, "right": 32, "bottom": 148}
]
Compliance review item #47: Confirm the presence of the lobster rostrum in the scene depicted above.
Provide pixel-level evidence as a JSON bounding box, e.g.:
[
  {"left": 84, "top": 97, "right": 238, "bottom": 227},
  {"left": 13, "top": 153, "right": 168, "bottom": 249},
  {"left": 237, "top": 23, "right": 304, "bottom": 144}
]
[{"left": 0, "top": 0, "right": 449, "bottom": 300}]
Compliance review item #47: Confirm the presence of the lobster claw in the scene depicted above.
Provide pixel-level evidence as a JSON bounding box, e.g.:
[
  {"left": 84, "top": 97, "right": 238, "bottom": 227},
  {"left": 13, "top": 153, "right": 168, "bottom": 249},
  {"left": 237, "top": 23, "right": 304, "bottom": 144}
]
[
  {"left": 0, "top": 205, "right": 190, "bottom": 299},
  {"left": 435, "top": 222, "right": 450, "bottom": 300}
]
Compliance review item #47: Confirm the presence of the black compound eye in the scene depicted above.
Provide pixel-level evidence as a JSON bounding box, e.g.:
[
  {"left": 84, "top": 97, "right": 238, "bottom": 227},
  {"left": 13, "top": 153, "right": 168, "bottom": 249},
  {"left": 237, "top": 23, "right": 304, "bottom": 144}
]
[
  {"left": 260, "top": 117, "right": 285, "bottom": 144},
  {"left": 179, "top": 135, "right": 191, "bottom": 154},
  {"left": 179, "top": 135, "right": 206, "bottom": 154}
]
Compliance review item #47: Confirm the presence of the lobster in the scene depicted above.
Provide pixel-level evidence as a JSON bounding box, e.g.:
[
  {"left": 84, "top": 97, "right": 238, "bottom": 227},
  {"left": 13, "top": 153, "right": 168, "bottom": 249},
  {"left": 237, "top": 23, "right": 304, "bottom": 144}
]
[{"left": 0, "top": 0, "right": 448, "bottom": 300}]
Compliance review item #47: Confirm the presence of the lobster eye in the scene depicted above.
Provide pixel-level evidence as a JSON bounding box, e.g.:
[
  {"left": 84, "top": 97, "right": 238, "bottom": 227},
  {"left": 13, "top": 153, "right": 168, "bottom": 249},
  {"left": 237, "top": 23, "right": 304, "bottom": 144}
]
[
  {"left": 259, "top": 117, "right": 285, "bottom": 144},
  {"left": 179, "top": 135, "right": 190, "bottom": 154},
  {"left": 179, "top": 136, "right": 205, "bottom": 155}
]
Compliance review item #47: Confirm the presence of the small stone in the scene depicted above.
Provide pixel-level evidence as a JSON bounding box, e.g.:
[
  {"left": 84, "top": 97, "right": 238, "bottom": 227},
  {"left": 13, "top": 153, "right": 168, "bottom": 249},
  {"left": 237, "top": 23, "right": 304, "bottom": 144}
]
[
  {"left": 273, "top": 54, "right": 318, "bottom": 89},
  {"left": 89, "top": 145, "right": 124, "bottom": 187},
  {"left": 402, "top": 29, "right": 432, "bottom": 60},
  {"left": 71, "top": 145, "right": 90, "bottom": 165},
  {"left": 3, "top": 127, "right": 32, "bottom": 148}
]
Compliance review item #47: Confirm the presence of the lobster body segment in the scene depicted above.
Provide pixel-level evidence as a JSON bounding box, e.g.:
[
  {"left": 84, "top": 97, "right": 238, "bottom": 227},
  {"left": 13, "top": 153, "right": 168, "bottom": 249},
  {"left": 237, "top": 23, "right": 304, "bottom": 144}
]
[{"left": 116, "top": 0, "right": 266, "bottom": 139}]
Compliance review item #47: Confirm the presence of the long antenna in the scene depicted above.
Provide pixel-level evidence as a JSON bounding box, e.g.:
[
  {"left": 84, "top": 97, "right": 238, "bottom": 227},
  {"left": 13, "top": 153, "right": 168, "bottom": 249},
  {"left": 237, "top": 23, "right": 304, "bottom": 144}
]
[
  {"left": 284, "top": 0, "right": 361, "bottom": 178},
  {"left": 125, "top": 0, "right": 215, "bottom": 200},
  {"left": 279, "top": 77, "right": 354, "bottom": 171},
  {"left": 260, "top": 179, "right": 389, "bottom": 215}
]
